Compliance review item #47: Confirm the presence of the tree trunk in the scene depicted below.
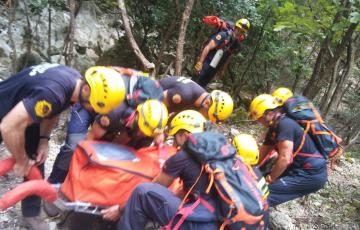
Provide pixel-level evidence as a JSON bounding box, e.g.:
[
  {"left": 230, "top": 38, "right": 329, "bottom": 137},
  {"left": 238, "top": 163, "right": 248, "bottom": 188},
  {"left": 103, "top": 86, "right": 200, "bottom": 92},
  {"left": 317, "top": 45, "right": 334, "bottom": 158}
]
[
  {"left": 323, "top": 38, "right": 356, "bottom": 118},
  {"left": 319, "top": 58, "right": 340, "bottom": 111},
  {"left": 117, "top": 0, "right": 155, "bottom": 72},
  {"left": 7, "top": 0, "right": 17, "bottom": 74},
  {"left": 47, "top": 5, "right": 52, "bottom": 62},
  {"left": 65, "top": 0, "right": 75, "bottom": 67},
  {"left": 303, "top": 2, "right": 359, "bottom": 100},
  {"left": 22, "top": 2, "right": 31, "bottom": 48},
  {"left": 175, "top": 0, "right": 195, "bottom": 75},
  {"left": 336, "top": 82, "right": 351, "bottom": 109}
]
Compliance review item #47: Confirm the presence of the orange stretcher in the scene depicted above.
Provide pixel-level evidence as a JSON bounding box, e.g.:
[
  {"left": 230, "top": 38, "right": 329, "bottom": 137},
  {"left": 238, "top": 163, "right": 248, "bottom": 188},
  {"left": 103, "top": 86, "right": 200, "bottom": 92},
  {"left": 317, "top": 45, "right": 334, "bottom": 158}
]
[
  {"left": 0, "top": 157, "right": 58, "bottom": 210},
  {"left": 0, "top": 141, "right": 179, "bottom": 215}
]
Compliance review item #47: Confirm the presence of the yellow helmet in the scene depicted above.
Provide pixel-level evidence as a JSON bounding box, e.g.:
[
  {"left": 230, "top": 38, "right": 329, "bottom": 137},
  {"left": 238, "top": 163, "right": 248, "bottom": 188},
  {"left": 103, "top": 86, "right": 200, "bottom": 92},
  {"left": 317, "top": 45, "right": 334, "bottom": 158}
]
[
  {"left": 137, "top": 100, "right": 168, "bottom": 137},
  {"left": 167, "top": 110, "right": 206, "bottom": 136},
  {"left": 85, "top": 66, "right": 126, "bottom": 114},
  {"left": 249, "top": 94, "right": 279, "bottom": 120},
  {"left": 272, "top": 87, "right": 293, "bottom": 105},
  {"left": 208, "top": 90, "right": 234, "bottom": 123},
  {"left": 235, "top": 18, "right": 250, "bottom": 32},
  {"left": 232, "top": 134, "right": 259, "bottom": 165},
  {"left": 249, "top": 94, "right": 270, "bottom": 114}
]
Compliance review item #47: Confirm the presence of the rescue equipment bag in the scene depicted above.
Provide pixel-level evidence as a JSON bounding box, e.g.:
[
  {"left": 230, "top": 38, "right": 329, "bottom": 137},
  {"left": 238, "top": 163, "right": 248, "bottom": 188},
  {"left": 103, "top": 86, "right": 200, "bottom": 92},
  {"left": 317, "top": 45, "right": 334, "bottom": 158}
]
[
  {"left": 61, "top": 141, "right": 177, "bottom": 207},
  {"left": 283, "top": 96, "right": 343, "bottom": 160}
]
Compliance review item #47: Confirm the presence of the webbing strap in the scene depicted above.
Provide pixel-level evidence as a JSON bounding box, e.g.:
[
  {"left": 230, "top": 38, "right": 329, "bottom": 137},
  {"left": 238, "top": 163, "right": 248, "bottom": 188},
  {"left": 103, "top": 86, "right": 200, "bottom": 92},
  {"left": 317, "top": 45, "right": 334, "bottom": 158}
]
[
  {"left": 292, "top": 121, "right": 311, "bottom": 158},
  {"left": 258, "top": 149, "right": 277, "bottom": 167},
  {"left": 178, "top": 165, "right": 204, "bottom": 209},
  {"left": 163, "top": 196, "right": 215, "bottom": 230},
  {"left": 297, "top": 152, "right": 323, "bottom": 158}
]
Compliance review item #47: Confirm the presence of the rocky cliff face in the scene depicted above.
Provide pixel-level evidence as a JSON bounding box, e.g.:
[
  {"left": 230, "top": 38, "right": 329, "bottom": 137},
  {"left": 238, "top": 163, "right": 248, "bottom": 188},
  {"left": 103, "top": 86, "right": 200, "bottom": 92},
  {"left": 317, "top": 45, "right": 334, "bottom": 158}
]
[{"left": 0, "top": 1, "right": 122, "bottom": 79}]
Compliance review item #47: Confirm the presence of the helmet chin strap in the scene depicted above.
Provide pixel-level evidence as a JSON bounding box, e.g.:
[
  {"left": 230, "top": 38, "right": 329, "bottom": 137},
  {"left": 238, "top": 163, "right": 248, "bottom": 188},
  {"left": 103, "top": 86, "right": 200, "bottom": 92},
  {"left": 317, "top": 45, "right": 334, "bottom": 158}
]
[{"left": 78, "top": 82, "right": 90, "bottom": 107}]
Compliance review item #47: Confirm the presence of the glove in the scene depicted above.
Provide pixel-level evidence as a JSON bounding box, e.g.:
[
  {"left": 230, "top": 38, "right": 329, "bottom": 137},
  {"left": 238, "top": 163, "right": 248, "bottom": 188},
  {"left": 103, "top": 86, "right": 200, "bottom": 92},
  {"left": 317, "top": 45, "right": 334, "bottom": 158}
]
[{"left": 194, "top": 62, "right": 203, "bottom": 73}]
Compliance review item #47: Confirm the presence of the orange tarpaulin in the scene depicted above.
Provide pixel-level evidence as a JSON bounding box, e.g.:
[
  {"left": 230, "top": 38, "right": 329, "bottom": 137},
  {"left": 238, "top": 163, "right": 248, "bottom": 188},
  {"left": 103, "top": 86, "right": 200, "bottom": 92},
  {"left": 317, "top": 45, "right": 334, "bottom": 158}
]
[{"left": 61, "top": 141, "right": 179, "bottom": 207}]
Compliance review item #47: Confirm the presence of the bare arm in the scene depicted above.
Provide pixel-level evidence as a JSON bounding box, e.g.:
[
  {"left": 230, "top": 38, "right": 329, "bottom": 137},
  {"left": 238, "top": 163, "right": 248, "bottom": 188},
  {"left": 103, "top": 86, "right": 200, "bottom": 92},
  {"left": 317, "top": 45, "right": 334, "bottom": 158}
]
[
  {"left": 86, "top": 120, "right": 107, "bottom": 140},
  {"left": 269, "top": 140, "right": 293, "bottom": 181},
  {"left": 198, "top": 40, "right": 217, "bottom": 64},
  {"left": 259, "top": 144, "right": 274, "bottom": 164},
  {"left": 152, "top": 171, "right": 175, "bottom": 188},
  {"left": 36, "top": 116, "right": 59, "bottom": 164},
  {"left": 39, "top": 116, "right": 59, "bottom": 137},
  {"left": 0, "top": 101, "right": 34, "bottom": 175}
]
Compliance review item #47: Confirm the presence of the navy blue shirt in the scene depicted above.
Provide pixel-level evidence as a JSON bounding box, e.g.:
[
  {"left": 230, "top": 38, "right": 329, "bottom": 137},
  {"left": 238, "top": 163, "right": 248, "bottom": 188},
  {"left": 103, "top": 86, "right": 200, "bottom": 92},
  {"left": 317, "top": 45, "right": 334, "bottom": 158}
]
[
  {"left": 163, "top": 150, "right": 210, "bottom": 193},
  {"left": 96, "top": 102, "right": 152, "bottom": 149},
  {"left": 264, "top": 116, "right": 326, "bottom": 173},
  {"left": 206, "top": 30, "right": 241, "bottom": 69},
  {"left": 0, "top": 63, "right": 81, "bottom": 123},
  {"left": 159, "top": 76, "right": 206, "bottom": 113}
]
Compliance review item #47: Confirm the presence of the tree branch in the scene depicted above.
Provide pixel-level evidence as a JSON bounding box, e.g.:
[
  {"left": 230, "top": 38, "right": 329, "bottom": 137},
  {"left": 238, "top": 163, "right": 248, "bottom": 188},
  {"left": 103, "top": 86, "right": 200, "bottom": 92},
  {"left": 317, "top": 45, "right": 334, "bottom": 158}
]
[{"left": 117, "top": 0, "right": 154, "bottom": 72}]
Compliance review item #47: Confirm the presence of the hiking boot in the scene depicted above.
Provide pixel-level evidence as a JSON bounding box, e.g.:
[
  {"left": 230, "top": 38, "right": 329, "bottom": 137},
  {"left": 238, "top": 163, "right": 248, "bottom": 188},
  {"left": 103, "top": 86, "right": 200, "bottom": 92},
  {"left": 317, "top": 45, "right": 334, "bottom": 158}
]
[
  {"left": 43, "top": 200, "right": 60, "bottom": 217},
  {"left": 21, "top": 216, "right": 50, "bottom": 230}
]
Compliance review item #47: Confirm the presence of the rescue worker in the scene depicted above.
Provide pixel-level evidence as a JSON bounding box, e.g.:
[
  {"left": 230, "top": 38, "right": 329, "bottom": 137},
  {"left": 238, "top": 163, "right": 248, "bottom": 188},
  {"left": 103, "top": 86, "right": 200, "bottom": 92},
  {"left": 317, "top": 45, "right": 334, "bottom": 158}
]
[
  {"left": 232, "top": 134, "right": 269, "bottom": 200},
  {"left": 160, "top": 76, "right": 234, "bottom": 123},
  {"left": 112, "top": 110, "right": 219, "bottom": 229},
  {"left": 272, "top": 87, "right": 294, "bottom": 105},
  {"left": 46, "top": 66, "right": 162, "bottom": 184},
  {"left": 192, "top": 18, "right": 250, "bottom": 88},
  {"left": 249, "top": 94, "right": 328, "bottom": 207},
  {"left": 0, "top": 63, "right": 126, "bottom": 230},
  {"left": 47, "top": 75, "right": 233, "bottom": 189},
  {"left": 87, "top": 99, "right": 168, "bottom": 149}
]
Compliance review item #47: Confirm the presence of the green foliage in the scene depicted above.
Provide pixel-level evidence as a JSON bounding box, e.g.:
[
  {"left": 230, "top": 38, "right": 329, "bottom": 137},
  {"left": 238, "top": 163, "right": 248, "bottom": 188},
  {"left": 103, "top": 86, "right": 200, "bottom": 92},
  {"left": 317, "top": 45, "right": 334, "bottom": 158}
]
[
  {"left": 28, "top": 0, "right": 66, "bottom": 14},
  {"left": 350, "top": 12, "right": 360, "bottom": 23},
  {"left": 28, "top": 0, "right": 48, "bottom": 14},
  {"left": 93, "top": 0, "right": 117, "bottom": 12}
]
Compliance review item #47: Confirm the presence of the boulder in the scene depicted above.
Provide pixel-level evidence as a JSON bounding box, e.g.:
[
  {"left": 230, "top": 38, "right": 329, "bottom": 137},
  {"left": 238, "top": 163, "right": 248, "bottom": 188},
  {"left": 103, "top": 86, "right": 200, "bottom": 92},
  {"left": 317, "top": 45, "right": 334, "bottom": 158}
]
[{"left": 270, "top": 210, "right": 295, "bottom": 230}]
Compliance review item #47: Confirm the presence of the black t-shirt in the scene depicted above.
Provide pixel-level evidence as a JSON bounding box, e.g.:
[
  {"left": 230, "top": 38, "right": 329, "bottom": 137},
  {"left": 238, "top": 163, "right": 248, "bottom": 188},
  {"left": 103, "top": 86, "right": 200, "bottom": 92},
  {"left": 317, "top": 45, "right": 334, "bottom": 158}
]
[
  {"left": 0, "top": 63, "right": 81, "bottom": 123},
  {"left": 264, "top": 116, "right": 326, "bottom": 172},
  {"left": 96, "top": 102, "right": 152, "bottom": 149},
  {"left": 163, "top": 150, "right": 210, "bottom": 193},
  {"left": 159, "top": 76, "right": 206, "bottom": 113},
  {"left": 96, "top": 102, "right": 134, "bottom": 133},
  {"left": 206, "top": 30, "right": 241, "bottom": 69}
]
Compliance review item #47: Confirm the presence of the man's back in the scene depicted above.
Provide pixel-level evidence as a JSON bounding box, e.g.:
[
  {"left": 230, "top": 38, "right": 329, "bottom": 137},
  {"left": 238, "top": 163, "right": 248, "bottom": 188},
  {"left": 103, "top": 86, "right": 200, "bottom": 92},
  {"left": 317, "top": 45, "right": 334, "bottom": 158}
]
[
  {"left": 159, "top": 76, "right": 206, "bottom": 113},
  {"left": 265, "top": 116, "right": 327, "bottom": 173},
  {"left": 0, "top": 63, "right": 81, "bottom": 121}
]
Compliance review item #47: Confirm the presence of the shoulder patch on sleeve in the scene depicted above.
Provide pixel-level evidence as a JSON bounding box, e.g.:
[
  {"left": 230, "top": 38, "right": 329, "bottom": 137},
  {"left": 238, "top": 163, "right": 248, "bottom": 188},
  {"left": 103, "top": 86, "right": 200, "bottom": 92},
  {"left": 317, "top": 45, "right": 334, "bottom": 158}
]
[
  {"left": 34, "top": 100, "right": 52, "bottom": 118},
  {"left": 216, "top": 34, "right": 222, "bottom": 40},
  {"left": 100, "top": 115, "right": 110, "bottom": 127},
  {"left": 172, "top": 94, "right": 182, "bottom": 104}
]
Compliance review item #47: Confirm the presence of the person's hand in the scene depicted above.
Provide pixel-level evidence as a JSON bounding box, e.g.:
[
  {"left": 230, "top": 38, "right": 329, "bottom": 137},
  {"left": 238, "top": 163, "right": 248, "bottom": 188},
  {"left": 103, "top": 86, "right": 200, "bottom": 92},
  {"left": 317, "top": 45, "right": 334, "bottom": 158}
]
[
  {"left": 101, "top": 205, "right": 121, "bottom": 221},
  {"left": 36, "top": 138, "right": 49, "bottom": 165},
  {"left": 154, "top": 133, "right": 165, "bottom": 146},
  {"left": 194, "top": 62, "right": 203, "bottom": 74},
  {"left": 13, "top": 156, "right": 34, "bottom": 177}
]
